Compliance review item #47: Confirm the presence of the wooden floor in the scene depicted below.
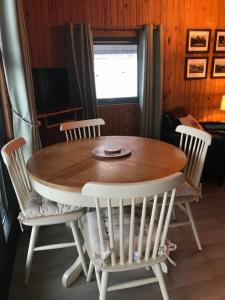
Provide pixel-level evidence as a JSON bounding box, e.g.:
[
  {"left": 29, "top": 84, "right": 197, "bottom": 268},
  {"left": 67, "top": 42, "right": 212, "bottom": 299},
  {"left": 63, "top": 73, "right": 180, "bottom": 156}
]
[{"left": 9, "top": 181, "right": 225, "bottom": 300}]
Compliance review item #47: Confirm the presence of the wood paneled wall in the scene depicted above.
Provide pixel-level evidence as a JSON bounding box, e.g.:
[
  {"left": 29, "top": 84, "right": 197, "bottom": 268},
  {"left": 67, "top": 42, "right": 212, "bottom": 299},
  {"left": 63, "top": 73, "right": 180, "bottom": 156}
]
[
  {"left": 23, "top": 0, "right": 225, "bottom": 122},
  {"left": 98, "top": 103, "right": 139, "bottom": 136}
]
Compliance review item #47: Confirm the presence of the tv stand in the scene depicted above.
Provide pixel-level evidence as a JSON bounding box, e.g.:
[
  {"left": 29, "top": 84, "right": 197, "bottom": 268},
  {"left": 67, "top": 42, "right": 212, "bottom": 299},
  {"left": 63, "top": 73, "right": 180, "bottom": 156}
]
[{"left": 37, "top": 106, "right": 83, "bottom": 147}]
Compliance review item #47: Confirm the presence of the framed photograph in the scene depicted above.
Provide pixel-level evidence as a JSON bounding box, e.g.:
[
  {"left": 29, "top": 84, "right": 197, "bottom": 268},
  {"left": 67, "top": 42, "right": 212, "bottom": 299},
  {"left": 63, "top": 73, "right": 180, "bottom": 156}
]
[
  {"left": 185, "top": 57, "right": 208, "bottom": 79},
  {"left": 211, "top": 57, "right": 225, "bottom": 78},
  {"left": 214, "top": 29, "right": 225, "bottom": 52},
  {"left": 186, "top": 29, "right": 211, "bottom": 53}
]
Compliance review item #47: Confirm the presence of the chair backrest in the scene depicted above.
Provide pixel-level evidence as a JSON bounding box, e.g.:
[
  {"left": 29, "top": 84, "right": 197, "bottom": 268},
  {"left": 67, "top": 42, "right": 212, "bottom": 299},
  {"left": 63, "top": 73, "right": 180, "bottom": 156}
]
[
  {"left": 176, "top": 125, "right": 212, "bottom": 189},
  {"left": 60, "top": 118, "right": 105, "bottom": 141},
  {"left": 1, "top": 137, "right": 32, "bottom": 215},
  {"left": 82, "top": 172, "right": 184, "bottom": 268}
]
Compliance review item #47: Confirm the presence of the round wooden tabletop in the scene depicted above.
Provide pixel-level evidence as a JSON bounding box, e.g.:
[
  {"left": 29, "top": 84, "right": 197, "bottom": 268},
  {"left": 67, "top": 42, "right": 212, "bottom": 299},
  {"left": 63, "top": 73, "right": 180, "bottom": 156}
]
[{"left": 26, "top": 136, "right": 187, "bottom": 192}]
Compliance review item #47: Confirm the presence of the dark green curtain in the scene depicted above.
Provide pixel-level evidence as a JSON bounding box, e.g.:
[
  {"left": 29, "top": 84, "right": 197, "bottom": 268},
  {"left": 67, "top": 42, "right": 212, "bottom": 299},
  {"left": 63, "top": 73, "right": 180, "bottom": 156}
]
[
  {"left": 0, "top": 0, "right": 41, "bottom": 161},
  {"left": 139, "top": 24, "right": 163, "bottom": 139},
  {"left": 68, "top": 23, "right": 98, "bottom": 119}
]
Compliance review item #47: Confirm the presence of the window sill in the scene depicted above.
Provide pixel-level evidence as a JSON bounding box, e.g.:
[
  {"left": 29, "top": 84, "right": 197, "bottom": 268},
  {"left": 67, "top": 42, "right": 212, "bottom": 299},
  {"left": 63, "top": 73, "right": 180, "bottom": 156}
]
[{"left": 97, "top": 97, "right": 139, "bottom": 105}]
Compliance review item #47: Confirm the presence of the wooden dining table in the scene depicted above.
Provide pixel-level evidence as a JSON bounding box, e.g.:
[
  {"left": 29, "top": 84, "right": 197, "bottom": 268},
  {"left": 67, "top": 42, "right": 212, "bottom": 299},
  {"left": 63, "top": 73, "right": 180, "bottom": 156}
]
[{"left": 26, "top": 135, "right": 187, "bottom": 287}]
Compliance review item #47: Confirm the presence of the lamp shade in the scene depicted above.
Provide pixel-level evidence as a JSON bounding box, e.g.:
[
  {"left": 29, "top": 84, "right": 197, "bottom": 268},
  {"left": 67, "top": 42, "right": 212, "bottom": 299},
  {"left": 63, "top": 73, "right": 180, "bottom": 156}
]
[{"left": 220, "top": 95, "right": 225, "bottom": 111}]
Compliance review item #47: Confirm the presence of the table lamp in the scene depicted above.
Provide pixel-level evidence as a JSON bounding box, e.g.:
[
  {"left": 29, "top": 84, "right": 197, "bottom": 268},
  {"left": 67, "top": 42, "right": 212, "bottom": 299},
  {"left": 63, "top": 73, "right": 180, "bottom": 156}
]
[{"left": 220, "top": 95, "right": 225, "bottom": 111}]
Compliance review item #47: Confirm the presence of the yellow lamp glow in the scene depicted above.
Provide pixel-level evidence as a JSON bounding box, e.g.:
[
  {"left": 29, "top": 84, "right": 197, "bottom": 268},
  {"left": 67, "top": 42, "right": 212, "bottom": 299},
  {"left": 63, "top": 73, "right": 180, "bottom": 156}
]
[{"left": 221, "top": 95, "right": 225, "bottom": 111}]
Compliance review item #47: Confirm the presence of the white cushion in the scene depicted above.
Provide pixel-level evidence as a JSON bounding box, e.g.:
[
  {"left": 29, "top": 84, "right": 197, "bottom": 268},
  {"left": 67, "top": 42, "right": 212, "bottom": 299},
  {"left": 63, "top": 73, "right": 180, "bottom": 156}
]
[
  {"left": 175, "top": 180, "right": 199, "bottom": 197},
  {"left": 81, "top": 208, "right": 157, "bottom": 259},
  {"left": 179, "top": 114, "right": 204, "bottom": 131},
  {"left": 21, "top": 190, "right": 82, "bottom": 219}
]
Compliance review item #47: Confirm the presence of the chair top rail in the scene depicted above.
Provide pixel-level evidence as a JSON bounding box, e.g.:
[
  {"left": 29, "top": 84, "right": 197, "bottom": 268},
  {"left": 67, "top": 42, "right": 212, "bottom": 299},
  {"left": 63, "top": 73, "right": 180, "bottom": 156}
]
[
  {"left": 60, "top": 118, "right": 105, "bottom": 132},
  {"left": 1, "top": 137, "right": 26, "bottom": 165},
  {"left": 82, "top": 172, "right": 185, "bottom": 201},
  {"left": 176, "top": 125, "right": 212, "bottom": 145}
]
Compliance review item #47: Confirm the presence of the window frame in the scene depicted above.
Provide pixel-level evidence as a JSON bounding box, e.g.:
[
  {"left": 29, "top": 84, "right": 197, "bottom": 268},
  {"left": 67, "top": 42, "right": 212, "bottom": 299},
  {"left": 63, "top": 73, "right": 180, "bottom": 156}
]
[{"left": 93, "top": 37, "right": 139, "bottom": 105}]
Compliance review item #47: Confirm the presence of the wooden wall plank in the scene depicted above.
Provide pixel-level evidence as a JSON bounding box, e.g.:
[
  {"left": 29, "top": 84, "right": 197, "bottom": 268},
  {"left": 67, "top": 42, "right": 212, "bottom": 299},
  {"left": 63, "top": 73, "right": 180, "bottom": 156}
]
[
  {"left": 103, "top": 0, "right": 111, "bottom": 27},
  {"left": 142, "top": 0, "right": 149, "bottom": 25},
  {"left": 98, "top": 104, "right": 139, "bottom": 136},
  {"left": 76, "top": 0, "right": 84, "bottom": 23},
  {"left": 22, "top": 0, "right": 225, "bottom": 122},
  {"left": 123, "top": 0, "right": 131, "bottom": 27},
  {"left": 183, "top": 0, "right": 192, "bottom": 116},
  {"left": 175, "top": 0, "right": 185, "bottom": 111},
  {"left": 23, "top": 0, "right": 39, "bottom": 67},
  {"left": 117, "top": 0, "right": 124, "bottom": 27},
  {"left": 33, "top": 0, "right": 47, "bottom": 67},
  {"left": 90, "top": 0, "right": 98, "bottom": 27},
  {"left": 154, "top": 0, "right": 161, "bottom": 24},
  {"left": 69, "top": 0, "right": 78, "bottom": 23},
  {"left": 110, "top": 0, "right": 118, "bottom": 27},
  {"left": 163, "top": 0, "right": 174, "bottom": 111},
  {"left": 136, "top": 0, "right": 142, "bottom": 26},
  {"left": 83, "top": 0, "right": 92, "bottom": 23},
  {"left": 55, "top": 0, "right": 65, "bottom": 25},
  {"left": 130, "top": 0, "right": 137, "bottom": 26},
  {"left": 62, "top": 0, "right": 71, "bottom": 22},
  {"left": 168, "top": 0, "right": 179, "bottom": 111}
]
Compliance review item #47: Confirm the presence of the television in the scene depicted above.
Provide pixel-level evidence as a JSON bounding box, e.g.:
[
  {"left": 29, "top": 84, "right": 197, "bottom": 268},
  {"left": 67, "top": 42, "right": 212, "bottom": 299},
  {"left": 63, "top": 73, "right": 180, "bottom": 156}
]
[{"left": 32, "top": 68, "right": 71, "bottom": 112}]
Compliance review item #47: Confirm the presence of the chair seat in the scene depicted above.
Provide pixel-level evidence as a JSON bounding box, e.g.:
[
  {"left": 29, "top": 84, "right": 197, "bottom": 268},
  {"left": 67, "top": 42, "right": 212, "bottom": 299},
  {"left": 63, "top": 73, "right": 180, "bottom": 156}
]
[
  {"left": 19, "top": 190, "right": 82, "bottom": 219},
  {"left": 175, "top": 180, "right": 198, "bottom": 197},
  {"left": 82, "top": 208, "right": 161, "bottom": 261},
  {"left": 173, "top": 180, "right": 199, "bottom": 204}
]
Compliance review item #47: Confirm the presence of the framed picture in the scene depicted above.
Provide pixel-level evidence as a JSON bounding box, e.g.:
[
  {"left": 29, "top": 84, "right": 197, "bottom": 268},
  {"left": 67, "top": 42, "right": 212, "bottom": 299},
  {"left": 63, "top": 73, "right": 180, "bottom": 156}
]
[
  {"left": 185, "top": 57, "right": 208, "bottom": 79},
  {"left": 186, "top": 29, "right": 211, "bottom": 53},
  {"left": 211, "top": 57, "right": 225, "bottom": 78},
  {"left": 214, "top": 29, "right": 225, "bottom": 52}
]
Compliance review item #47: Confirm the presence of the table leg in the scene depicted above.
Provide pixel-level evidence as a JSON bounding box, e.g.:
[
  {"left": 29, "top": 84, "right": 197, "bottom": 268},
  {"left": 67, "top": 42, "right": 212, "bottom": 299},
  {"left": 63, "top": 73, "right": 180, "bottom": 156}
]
[{"left": 62, "top": 256, "right": 83, "bottom": 287}]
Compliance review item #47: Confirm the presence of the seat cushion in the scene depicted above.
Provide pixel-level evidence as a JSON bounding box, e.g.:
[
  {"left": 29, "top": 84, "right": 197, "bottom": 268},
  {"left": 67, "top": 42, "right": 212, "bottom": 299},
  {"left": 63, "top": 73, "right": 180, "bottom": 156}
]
[
  {"left": 175, "top": 180, "right": 199, "bottom": 197},
  {"left": 21, "top": 190, "right": 82, "bottom": 219},
  {"left": 81, "top": 208, "right": 157, "bottom": 260},
  {"left": 179, "top": 114, "right": 204, "bottom": 131}
]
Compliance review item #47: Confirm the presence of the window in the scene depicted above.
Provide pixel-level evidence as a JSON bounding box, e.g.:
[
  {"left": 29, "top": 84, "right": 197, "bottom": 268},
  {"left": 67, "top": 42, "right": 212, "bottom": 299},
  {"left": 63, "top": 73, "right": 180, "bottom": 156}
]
[
  {"left": 93, "top": 41, "right": 138, "bottom": 102},
  {"left": 0, "top": 116, "right": 8, "bottom": 225},
  {"left": 0, "top": 173, "right": 7, "bottom": 224}
]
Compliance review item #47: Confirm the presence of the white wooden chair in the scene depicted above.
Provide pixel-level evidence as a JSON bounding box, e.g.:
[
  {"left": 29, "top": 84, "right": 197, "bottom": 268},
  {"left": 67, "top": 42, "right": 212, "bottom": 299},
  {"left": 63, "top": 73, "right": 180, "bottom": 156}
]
[
  {"left": 81, "top": 172, "right": 185, "bottom": 300},
  {"left": 1, "top": 137, "right": 88, "bottom": 284},
  {"left": 171, "top": 125, "right": 212, "bottom": 251},
  {"left": 60, "top": 118, "right": 105, "bottom": 141}
]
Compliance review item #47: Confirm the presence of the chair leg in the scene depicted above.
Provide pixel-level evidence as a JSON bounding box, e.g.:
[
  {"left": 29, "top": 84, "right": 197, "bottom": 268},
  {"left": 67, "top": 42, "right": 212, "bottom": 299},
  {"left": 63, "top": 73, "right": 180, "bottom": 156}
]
[
  {"left": 95, "top": 267, "right": 101, "bottom": 292},
  {"left": 87, "top": 261, "right": 94, "bottom": 282},
  {"left": 155, "top": 204, "right": 159, "bottom": 221},
  {"left": 70, "top": 221, "right": 88, "bottom": 276},
  {"left": 186, "top": 203, "right": 202, "bottom": 251},
  {"left": 172, "top": 207, "right": 176, "bottom": 222},
  {"left": 152, "top": 264, "right": 169, "bottom": 300},
  {"left": 25, "top": 225, "right": 39, "bottom": 284},
  {"left": 198, "top": 183, "right": 203, "bottom": 201},
  {"left": 99, "top": 271, "right": 108, "bottom": 300}
]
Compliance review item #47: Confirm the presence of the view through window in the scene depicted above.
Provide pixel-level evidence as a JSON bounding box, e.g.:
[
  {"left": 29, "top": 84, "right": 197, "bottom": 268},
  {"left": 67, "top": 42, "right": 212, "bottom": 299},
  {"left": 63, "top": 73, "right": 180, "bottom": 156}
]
[
  {"left": 93, "top": 44, "right": 137, "bottom": 100},
  {"left": 0, "top": 171, "right": 7, "bottom": 223},
  {"left": 0, "top": 190, "right": 7, "bottom": 222},
  {"left": 0, "top": 122, "right": 7, "bottom": 224}
]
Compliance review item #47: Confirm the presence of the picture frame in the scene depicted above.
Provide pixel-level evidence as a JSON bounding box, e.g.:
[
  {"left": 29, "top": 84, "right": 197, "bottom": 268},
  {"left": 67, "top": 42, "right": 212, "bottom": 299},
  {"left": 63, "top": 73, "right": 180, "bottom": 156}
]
[
  {"left": 185, "top": 57, "right": 208, "bottom": 80},
  {"left": 213, "top": 29, "right": 225, "bottom": 53},
  {"left": 211, "top": 57, "right": 225, "bottom": 78},
  {"left": 186, "top": 29, "right": 211, "bottom": 53}
]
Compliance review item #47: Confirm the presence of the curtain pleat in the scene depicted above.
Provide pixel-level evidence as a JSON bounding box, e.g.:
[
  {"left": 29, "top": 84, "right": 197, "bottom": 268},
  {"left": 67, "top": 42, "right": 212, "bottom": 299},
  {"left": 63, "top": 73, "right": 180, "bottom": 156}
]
[
  {"left": 16, "top": 0, "right": 41, "bottom": 153},
  {"left": 139, "top": 24, "right": 163, "bottom": 139},
  {"left": 68, "top": 23, "right": 98, "bottom": 119},
  {"left": 0, "top": 54, "right": 13, "bottom": 141},
  {"left": 0, "top": 0, "right": 41, "bottom": 161}
]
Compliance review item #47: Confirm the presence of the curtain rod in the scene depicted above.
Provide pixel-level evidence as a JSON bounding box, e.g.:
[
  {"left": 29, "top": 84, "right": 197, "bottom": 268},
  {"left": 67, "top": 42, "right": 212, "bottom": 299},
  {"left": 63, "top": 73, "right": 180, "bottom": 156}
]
[
  {"left": 64, "top": 24, "right": 158, "bottom": 30},
  {"left": 91, "top": 25, "right": 158, "bottom": 31}
]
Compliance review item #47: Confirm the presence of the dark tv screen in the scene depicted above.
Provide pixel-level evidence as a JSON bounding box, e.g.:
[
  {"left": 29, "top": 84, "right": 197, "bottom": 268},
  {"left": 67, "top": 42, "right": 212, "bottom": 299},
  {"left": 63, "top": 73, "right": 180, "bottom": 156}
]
[{"left": 32, "top": 68, "right": 70, "bottom": 112}]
